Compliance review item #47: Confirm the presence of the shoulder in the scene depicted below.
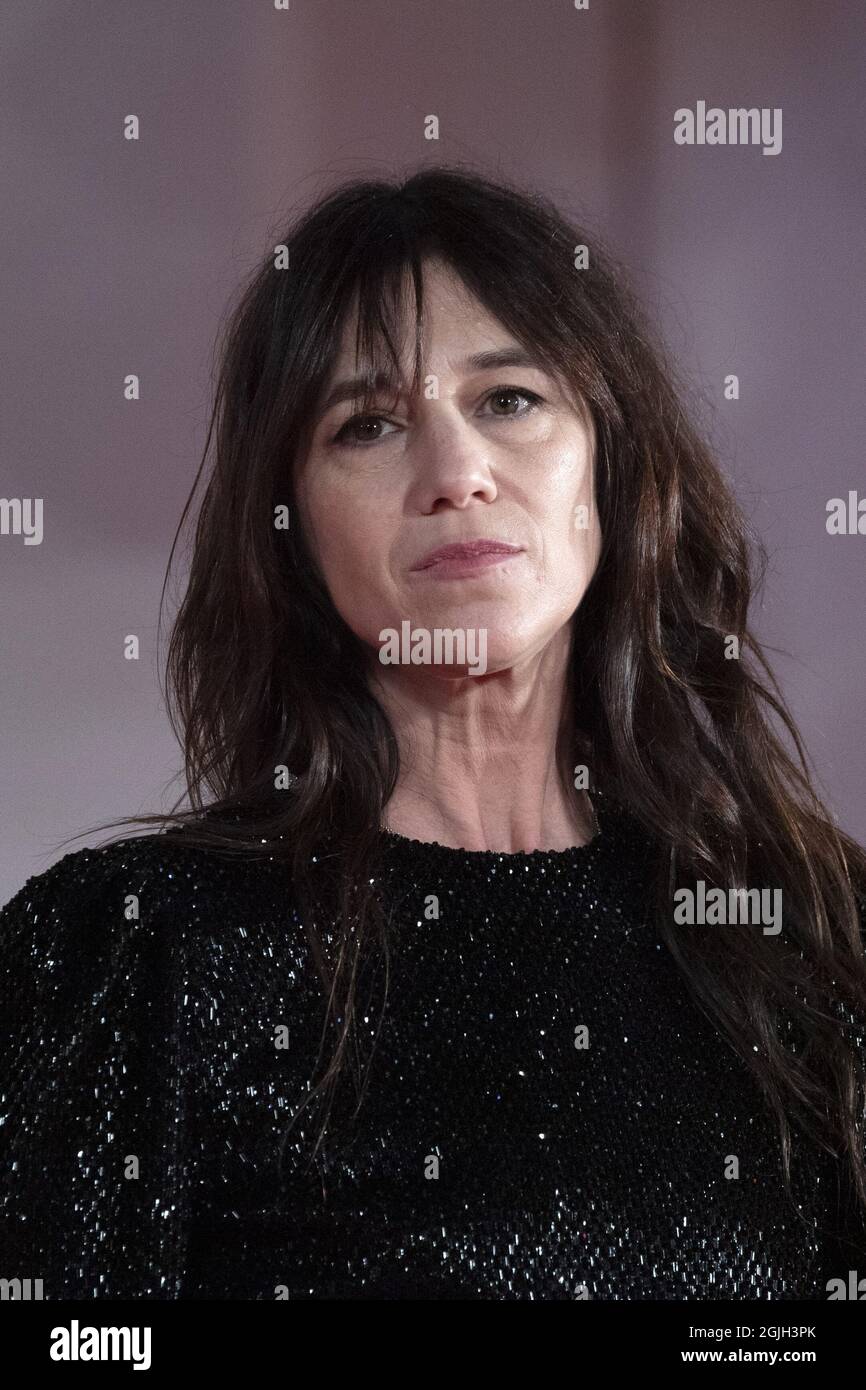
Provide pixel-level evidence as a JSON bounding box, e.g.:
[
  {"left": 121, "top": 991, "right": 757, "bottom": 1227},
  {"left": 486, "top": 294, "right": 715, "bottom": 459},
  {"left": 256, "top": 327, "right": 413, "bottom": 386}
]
[
  {"left": 2, "top": 832, "right": 186, "bottom": 915},
  {"left": 0, "top": 837, "right": 180, "bottom": 1027},
  {"left": 1, "top": 833, "right": 199, "bottom": 949},
  {"left": 0, "top": 829, "right": 296, "bottom": 992},
  {"left": 2, "top": 827, "right": 291, "bottom": 924}
]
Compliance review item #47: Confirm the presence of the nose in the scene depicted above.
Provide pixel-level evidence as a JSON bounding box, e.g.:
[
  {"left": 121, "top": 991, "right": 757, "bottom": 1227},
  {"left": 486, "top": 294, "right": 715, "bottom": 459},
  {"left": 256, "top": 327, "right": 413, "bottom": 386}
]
[{"left": 407, "top": 409, "right": 498, "bottom": 511}]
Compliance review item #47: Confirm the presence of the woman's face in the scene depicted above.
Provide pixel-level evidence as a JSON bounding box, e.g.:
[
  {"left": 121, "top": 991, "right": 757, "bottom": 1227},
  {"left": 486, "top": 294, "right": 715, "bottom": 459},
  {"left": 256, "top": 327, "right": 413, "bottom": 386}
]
[{"left": 295, "top": 258, "right": 602, "bottom": 678}]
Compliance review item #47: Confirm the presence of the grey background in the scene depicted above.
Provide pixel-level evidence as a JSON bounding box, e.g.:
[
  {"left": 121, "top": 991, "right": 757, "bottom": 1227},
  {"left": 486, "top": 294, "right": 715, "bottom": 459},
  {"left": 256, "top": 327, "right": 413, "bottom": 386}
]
[{"left": 1, "top": 0, "right": 863, "bottom": 900}]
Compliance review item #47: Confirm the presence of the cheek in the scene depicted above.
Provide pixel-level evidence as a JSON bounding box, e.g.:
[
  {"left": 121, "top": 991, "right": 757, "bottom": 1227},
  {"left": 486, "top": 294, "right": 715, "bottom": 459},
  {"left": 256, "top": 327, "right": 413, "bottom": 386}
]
[
  {"left": 300, "top": 481, "right": 393, "bottom": 619},
  {"left": 534, "top": 447, "right": 599, "bottom": 587},
  {"left": 297, "top": 479, "right": 353, "bottom": 576},
  {"left": 531, "top": 420, "right": 592, "bottom": 490},
  {"left": 315, "top": 525, "right": 366, "bottom": 597},
  {"left": 539, "top": 447, "right": 595, "bottom": 531}
]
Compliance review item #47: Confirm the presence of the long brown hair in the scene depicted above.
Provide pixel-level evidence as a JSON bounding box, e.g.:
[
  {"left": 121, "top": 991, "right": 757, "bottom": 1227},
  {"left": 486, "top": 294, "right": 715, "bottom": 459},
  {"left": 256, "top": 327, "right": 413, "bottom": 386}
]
[{"left": 75, "top": 164, "right": 866, "bottom": 1219}]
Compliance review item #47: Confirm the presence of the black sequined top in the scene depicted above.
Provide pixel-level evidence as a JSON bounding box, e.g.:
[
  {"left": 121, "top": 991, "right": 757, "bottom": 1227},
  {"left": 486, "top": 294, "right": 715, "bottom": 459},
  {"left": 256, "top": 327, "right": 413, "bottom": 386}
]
[{"left": 1, "top": 799, "right": 863, "bottom": 1300}]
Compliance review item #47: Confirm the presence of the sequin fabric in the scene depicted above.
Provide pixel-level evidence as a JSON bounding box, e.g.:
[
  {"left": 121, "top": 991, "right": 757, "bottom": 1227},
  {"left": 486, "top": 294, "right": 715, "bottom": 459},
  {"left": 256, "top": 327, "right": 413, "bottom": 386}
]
[{"left": 1, "top": 798, "right": 863, "bottom": 1300}]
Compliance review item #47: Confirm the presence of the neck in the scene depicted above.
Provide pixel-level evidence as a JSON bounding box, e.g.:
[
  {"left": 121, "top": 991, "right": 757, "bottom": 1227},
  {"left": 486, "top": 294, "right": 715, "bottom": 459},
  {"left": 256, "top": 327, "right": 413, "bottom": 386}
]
[{"left": 368, "top": 624, "right": 593, "bottom": 853}]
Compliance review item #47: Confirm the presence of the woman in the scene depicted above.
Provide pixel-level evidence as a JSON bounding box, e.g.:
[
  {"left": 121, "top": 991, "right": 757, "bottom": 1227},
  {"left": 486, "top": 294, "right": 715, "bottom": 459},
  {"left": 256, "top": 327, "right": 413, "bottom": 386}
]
[{"left": 2, "top": 165, "right": 866, "bottom": 1301}]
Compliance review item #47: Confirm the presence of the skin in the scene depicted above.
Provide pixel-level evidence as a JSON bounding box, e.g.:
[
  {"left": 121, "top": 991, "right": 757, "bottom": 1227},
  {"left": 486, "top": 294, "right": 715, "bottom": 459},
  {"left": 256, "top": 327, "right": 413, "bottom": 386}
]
[{"left": 294, "top": 257, "right": 603, "bottom": 853}]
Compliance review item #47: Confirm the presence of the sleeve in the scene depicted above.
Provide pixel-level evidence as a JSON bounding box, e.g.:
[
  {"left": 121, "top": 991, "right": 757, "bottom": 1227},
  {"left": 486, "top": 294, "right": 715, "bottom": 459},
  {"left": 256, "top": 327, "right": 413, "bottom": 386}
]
[
  {"left": 821, "top": 882, "right": 866, "bottom": 1286},
  {"left": 0, "top": 842, "right": 191, "bottom": 1299}
]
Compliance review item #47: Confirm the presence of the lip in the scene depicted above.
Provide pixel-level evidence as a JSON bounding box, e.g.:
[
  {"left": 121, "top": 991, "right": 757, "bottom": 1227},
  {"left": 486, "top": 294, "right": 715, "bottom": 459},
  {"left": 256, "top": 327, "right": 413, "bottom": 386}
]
[{"left": 411, "top": 539, "right": 525, "bottom": 572}]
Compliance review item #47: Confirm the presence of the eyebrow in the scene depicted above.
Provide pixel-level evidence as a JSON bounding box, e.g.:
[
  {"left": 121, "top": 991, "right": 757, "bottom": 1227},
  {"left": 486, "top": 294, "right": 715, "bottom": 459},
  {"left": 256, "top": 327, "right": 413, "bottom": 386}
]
[{"left": 315, "top": 346, "right": 549, "bottom": 420}]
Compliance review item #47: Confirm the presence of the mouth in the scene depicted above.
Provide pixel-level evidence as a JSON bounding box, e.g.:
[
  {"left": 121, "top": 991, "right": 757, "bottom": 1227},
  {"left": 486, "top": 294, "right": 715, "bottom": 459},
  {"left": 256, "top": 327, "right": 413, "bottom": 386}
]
[{"left": 411, "top": 539, "right": 525, "bottom": 573}]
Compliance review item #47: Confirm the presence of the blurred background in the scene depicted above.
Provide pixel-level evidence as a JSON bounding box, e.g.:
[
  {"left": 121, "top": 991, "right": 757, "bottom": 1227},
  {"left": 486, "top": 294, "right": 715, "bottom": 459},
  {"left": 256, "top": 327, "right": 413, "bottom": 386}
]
[{"left": 1, "top": 0, "right": 863, "bottom": 899}]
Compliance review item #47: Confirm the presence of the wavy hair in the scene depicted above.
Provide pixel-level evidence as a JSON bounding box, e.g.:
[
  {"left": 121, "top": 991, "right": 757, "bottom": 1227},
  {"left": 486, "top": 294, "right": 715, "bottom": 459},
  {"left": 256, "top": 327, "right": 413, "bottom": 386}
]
[{"left": 81, "top": 165, "right": 866, "bottom": 1224}]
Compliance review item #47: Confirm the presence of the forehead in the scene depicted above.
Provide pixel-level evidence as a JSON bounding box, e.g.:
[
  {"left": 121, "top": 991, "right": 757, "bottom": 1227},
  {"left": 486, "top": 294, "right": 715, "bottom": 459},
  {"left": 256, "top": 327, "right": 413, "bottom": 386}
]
[
  {"left": 328, "top": 257, "right": 506, "bottom": 373},
  {"left": 312, "top": 255, "right": 592, "bottom": 432}
]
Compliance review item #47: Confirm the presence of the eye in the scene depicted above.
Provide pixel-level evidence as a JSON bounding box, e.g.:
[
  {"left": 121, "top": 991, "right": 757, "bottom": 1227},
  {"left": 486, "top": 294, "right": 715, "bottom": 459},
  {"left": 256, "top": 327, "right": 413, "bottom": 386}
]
[
  {"left": 483, "top": 385, "right": 544, "bottom": 418},
  {"left": 331, "top": 413, "right": 397, "bottom": 447},
  {"left": 330, "top": 385, "right": 544, "bottom": 448}
]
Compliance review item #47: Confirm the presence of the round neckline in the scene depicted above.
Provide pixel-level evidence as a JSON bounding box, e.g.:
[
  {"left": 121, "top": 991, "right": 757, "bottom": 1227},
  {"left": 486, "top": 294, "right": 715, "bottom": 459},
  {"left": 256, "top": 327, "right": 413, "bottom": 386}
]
[{"left": 379, "top": 799, "right": 616, "bottom": 862}]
